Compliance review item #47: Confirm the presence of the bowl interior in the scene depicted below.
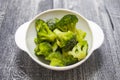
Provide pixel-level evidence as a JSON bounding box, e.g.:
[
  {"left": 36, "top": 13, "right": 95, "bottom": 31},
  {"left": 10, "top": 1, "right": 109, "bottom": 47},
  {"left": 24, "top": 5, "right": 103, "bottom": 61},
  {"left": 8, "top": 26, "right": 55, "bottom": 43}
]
[{"left": 26, "top": 10, "right": 93, "bottom": 65}]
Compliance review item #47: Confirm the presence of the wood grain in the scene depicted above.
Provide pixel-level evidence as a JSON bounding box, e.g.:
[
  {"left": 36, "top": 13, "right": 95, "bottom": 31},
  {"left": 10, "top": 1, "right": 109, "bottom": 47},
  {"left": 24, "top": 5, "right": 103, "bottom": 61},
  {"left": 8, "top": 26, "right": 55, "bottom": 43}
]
[{"left": 0, "top": 0, "right": 120, "bottom": 80}]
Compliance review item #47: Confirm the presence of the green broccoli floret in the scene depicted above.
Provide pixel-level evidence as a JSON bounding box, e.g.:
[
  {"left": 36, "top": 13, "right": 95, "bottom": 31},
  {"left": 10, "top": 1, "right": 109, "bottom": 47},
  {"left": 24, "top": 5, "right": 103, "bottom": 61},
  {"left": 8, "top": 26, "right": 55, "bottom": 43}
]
[
  {"left": 76, "top": 29, "right": 86, "bottom": 42},
  {"left": 45, "top": 51, "right": 64, "bottom": 66},
  {"left": 45, "top": 51, "right": 62, "bottom": 60},
  {"left": 35, "top": 42, "right": 53, "bottom": 57},
  {"left": 54, "top": 29, "right": 77, "bottom": 51},
  {"left": 50, "top": 58, "right": 64, "bottom": 67},
  {"left": 34, "top": 37, "right": 41, "bottom": 44},
  {"left": 46, "top": 18, "right": 59, "bottom": 31},
  {"left": 51, "top": 41, "right": 58, "bottom": 52},
  {"left": 34, "top": 45, "right": 39, "bottom": 53},
  {"left": 68, "top": 40, "right": 88, "bottom": 60},
  {"left": 62, "top": 52, "right": 78, "bottom": 65},
  {"left": 35, "top": 19, "right": 56, "bottom": 42},
  {"left": 56, "top": 14, "right": 78, "bottom": 32}
]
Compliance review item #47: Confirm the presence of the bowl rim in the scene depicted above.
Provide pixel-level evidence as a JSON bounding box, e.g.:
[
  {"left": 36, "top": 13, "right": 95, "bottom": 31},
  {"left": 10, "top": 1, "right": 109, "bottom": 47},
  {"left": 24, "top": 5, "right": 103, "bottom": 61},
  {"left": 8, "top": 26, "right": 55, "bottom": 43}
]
[{"left": 25, "top": 9, "right": 94, "bottom": 71}]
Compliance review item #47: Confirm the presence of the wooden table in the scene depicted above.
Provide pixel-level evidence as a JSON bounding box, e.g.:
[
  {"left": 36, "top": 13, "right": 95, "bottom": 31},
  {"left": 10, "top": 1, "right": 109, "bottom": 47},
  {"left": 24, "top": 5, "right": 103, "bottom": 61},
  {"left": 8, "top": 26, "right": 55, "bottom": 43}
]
[{"left": 0, "top": 0, "right": 120, "bottom": 80}]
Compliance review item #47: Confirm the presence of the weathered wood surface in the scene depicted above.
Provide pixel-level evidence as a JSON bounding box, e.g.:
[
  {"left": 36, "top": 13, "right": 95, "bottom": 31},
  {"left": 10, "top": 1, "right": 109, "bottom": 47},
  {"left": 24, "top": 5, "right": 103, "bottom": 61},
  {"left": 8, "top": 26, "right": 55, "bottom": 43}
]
[{"left": 0, "top": 0, "right": 120, "bottom": 80}]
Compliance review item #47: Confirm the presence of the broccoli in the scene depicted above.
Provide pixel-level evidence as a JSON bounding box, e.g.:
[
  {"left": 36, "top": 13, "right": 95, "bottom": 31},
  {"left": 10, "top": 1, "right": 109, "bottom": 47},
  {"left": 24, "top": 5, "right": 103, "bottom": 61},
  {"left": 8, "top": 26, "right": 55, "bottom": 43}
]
[
  {"left": 45, "top": 51, "right": 64, "bottom": 66},
  {"left": 34, "top": 45, "right": 39, "bottom": 53},
  {"left": 34, "top": 14, "right": 88, "bottom": 67},
  {"left": 53, "top": 29, "right": 77, "bottom": 51},
  {"left": 45, "top": 51, "right": 62, "bottom": 60},
  {"left": 50, "top": 58, "right": 64, "bottom": 67},
  {"left": 35, "top": 19, "right": 56, "bottom": 42},
  {"left": 62, "top": 52, "right": 78, "bottom": 65},
  {"left": 76, "top": 29, "right": 86, "bottom": 42},
  {"left": 51, "top": 41, "right": 58, "bottom": 52},
  {"left": 34, "top": 37, "right": 41, "bottom": 44},
  {"left": 35, "top": 42, "right": 53, "bottom": 57},
  {"left": 46, "top": 18, "right": 59, "bottom": 31},
  {"left": 68, "top": 40, "right": 88, "bottom": 60},
  {"left": 56, "top": 14, "right": 78, "bottom": 32},
  {"left": 45, "top": 51, "right": 77, "bottom": 66}
]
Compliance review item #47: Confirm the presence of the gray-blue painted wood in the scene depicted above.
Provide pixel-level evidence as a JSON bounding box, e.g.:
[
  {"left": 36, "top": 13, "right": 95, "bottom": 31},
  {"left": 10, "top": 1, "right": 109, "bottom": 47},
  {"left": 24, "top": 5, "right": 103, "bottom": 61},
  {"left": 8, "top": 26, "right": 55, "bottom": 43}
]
[{"left": 0, "top": 0, "right": 120, "bottom": 80}]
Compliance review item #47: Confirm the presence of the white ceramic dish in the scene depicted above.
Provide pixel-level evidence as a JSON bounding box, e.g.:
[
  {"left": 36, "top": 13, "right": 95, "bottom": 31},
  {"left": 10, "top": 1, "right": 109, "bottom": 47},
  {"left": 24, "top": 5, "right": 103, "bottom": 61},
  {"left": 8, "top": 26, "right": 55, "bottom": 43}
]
[{"left": 15, "top": 9, "right": 104, "bottom": 71}]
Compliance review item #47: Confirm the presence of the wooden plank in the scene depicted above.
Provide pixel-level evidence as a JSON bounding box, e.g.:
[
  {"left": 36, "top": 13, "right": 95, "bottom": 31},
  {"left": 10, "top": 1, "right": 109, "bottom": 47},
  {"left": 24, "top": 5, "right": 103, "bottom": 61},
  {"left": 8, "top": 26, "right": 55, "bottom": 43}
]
[
  {"left": 104, "top": 0, "right": 120, "bottom": 80},
  {"left": 53, "top": 0, "right": 64, "bottom": 8},
  {"left": 0, "top": 0, "right": 10, "bottom": 28}
]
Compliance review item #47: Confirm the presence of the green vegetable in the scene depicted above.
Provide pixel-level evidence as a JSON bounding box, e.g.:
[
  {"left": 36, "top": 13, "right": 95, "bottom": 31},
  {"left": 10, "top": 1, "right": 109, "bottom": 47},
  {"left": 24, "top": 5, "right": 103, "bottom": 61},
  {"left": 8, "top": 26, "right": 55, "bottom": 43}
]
[
  {"left": 68, "top": 40, "right": 88, "bottom": 60},
  {"left": 34, "top": 14, "right": 88, "bottom": 66},
  {"left": 51, "top": 41, "right": 58, "bottom": 52},
  {"left": 34, "top": 37, "right": 40, "bottom": 44},
  {"left": 47, "top": 18, "right": 59, "bottom": 31},
  {"left": 35, "top": 19, "right": 56, "bottom": 42},
  {"left": 76, "top": 29, "right": 86, "bottom": 42},
  {"left": 45, "top": 51, "right": 77, "bottom": 66},
  {"left": 35, "top": 42, "right": 53, "bottom": 57},
  {"left": 50, "top": 58, "right": 64, "bottom": 66},
  {"left": 34, "top": 45, "right": 39, "bottom": 53},
  {"left": 54, "top": 29, "right": 77, "bottom": 51},
  {"left": 56, "top": 14, "right": 78, "bottom": 32},
  {"left": 62, "top": 52, "right": 78, "bottom": 65},
  {"left": 45, "top": 51, "right": 64, "bottom": 66},
  {"left": 45, "top": 51, "right": 62, "bottom": 60}
]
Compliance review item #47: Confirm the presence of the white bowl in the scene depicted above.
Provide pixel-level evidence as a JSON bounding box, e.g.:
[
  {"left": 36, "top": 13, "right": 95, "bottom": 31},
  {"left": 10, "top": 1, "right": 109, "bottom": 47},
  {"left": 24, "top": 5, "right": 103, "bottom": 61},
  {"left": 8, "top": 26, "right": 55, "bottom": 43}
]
[{"left": 15, "top": 9, "right": 104, "bottom": 71}]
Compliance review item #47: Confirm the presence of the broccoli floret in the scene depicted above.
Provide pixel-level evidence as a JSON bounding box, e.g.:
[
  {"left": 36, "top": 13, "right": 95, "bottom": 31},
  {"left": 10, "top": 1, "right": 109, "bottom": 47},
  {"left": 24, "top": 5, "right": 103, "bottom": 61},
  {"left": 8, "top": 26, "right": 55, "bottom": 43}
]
[
  {"left": 45, "top": 51, "right": 62, "bottom": 60},
  {"left": 34, "top": 45, "right": 39, "bottom": 53},
  {"left": 46, "top": 18, "right": 59, "bottom": 31},
  {"left": 35, "top": 42, "right": 53, "bottom": 57},
  {"left": 51, "top": 41, "right": 58, "bottom": 52},
  {"left": 45, "top": 51, "right": 78, "bottom": 66},
  {"left": 62, "top": 52, "right": 78, "bottom": 65},
  {"left": 35, "top": 19, "right": 56, "bottom": 42},
  {"left": 56, "top": 14, "right": 78, "bottom": 32},
  {"left": 76, "top": 29, "right": 86, "bottom": 42},
  {"left": 50, "top": 58, "right": 64, "bottom": 67},
  {"left": 45, "top": 51, "right": 64, "bottom": 66},
  {"left": 34, "top": 37, "right": 41, "bottom": 44},
  {"left": 54, "top": 29, "right": 77, "bottom": 51},
  {"left": 68, "top": 40, "right": 88, "bottom": 60}
]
